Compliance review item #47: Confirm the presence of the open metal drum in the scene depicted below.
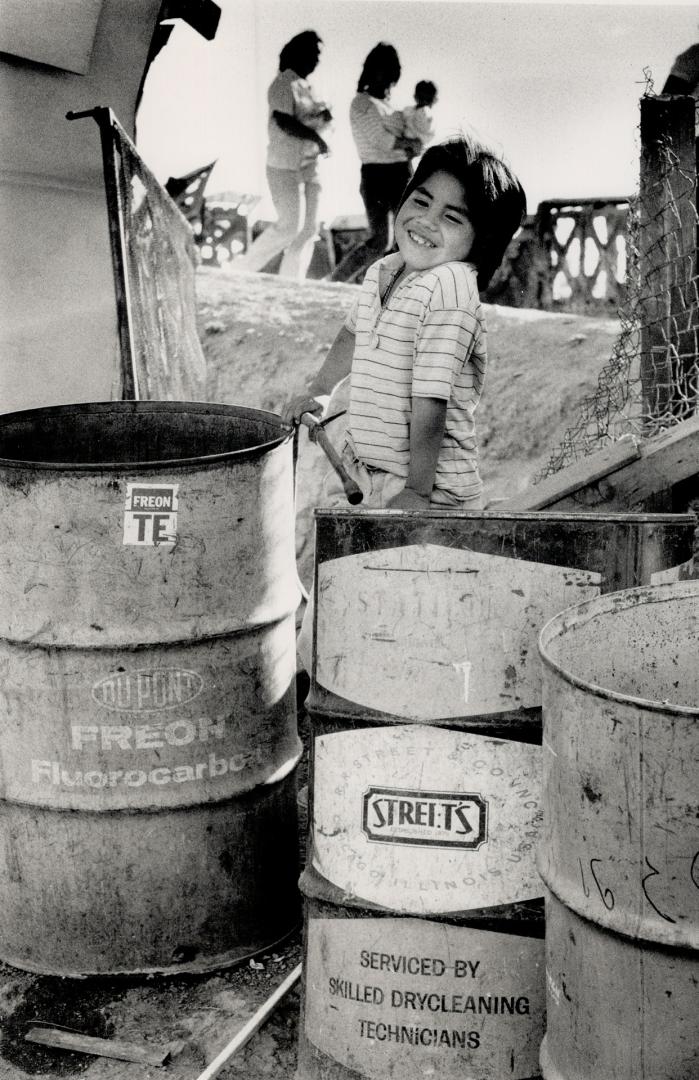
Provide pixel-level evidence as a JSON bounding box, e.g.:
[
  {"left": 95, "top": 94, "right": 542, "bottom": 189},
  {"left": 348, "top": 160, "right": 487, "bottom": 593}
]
[
  {"left": 538, "top": 580, "right": 699, "bottom": 1080},
  {"left": 0, "top": 401, "right": 302, "bottom": 976}
]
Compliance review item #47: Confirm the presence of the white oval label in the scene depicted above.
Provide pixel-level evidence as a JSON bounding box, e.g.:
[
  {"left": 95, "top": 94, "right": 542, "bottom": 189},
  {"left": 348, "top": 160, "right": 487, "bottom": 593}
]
[
  {"left": 312, "top": 725, "right": 542, "bottom": 913},
  {"left": 315, "top": 543, "right": 601, "bottom": 719}
]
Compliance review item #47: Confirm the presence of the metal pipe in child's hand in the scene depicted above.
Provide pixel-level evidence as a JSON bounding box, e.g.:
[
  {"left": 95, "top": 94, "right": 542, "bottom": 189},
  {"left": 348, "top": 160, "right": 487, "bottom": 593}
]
[{"left": 299, "top": 412, "right": 363, "bottom": 505}]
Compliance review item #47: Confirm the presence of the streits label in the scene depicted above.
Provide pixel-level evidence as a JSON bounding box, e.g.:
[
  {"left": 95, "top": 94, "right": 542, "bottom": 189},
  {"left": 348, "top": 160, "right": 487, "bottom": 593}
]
[
  {"left": 312, "top": 725, "right": 542, "bottom": 914},
  {"left": 362, "top": 787, "right": 487, "bottom": 850}
]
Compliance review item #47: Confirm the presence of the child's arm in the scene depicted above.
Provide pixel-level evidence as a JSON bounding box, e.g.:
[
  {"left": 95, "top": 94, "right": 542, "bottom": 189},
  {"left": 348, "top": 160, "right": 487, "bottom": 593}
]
[
  {"left": 281, "top": 326, "right": 355, "bottom": 425},
  {"left": 386, "top": 396, "right": 448, "bottom": 509},
  {"left": 381, "top": 109, "right": 406, "bottom": 137}
]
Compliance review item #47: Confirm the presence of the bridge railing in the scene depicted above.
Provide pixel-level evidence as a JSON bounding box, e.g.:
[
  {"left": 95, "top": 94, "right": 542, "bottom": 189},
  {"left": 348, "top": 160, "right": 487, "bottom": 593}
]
[{"left": 484, "top": 196, "right": 632, "bottom": 314}]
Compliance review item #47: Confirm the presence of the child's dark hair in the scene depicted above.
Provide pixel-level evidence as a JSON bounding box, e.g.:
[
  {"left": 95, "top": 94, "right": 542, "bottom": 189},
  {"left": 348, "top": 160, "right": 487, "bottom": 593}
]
[
  {"left": 415, "top": 80, "right": 438, "bottom": 106},
  {"left": 398, "top": 136, "right": 527, "bottom": 291}
]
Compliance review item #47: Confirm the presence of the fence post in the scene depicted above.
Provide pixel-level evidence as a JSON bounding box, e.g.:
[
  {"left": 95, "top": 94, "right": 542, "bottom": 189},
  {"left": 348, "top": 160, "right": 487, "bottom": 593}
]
[{"left": 638, "top": 95, "right": 698, "bottom": 426}]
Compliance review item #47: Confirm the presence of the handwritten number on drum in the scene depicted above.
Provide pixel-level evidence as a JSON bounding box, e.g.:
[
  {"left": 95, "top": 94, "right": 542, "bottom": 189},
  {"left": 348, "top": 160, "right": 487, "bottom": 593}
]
[
  {"left": 579, "top": 857, "right": 614, "bottom": 910},
  {"left": 641, "top": 856, "right": 677, "bottom": 924},
  {"left": 579, "top": 851, "right": 699, "bottom": 921},
  {"left": 589, "top": 858, "right": 615, "bottom": 910},
  {"left": 691, "top": 851, "right": 699, "bottom": 892},
  {"left": 578, "top": 857, "right": 591, "bottom": 898}
]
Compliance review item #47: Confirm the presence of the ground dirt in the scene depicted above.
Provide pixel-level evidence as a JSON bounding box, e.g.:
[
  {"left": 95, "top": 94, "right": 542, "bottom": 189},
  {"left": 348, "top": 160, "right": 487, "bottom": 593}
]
[{"left": 0, "top": 269, "right": 620, "bottom": 1080}]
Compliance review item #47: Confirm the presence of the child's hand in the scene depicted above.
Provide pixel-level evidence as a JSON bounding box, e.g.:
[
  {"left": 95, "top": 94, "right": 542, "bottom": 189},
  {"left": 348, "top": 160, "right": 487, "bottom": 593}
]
[
  {"left": 281, "top": 393, "right": 328, "bottom": 426},
  {"left": 386, "top": 487, "right": 430, "bottom": 510}
]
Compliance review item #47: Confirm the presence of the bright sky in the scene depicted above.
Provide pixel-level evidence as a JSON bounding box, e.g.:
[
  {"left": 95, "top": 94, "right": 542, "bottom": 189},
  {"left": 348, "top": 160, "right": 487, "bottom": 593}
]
[{"left": 136, "top": 0, "right": 699, "bottom": 224}]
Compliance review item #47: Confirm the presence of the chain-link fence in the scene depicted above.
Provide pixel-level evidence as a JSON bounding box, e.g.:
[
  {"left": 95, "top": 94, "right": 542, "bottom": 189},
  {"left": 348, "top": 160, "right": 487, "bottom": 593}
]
[{"left": 537, "top": 86, "right": 699, "bottom": 481}]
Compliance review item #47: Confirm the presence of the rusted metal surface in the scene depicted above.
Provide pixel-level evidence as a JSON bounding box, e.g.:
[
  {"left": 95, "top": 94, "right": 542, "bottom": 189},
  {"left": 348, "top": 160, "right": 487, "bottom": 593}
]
[
  {"left": 298, "top": 510, "right": 694, "bottom": 1079},
  {"left": 539, "top": 580, "right": 699, "bottom": 946},
  {"left": 0, "top": 402, "right": 298, "bottom": 645},
  {"left": 0, "top": 401, "right": 301, "bottom": 976},
  {"left": 538, "top": 580, "right": 699, "bottom": 1078},
  {"left": 314, "top": 543, "right": 601, "bottom": 728},
  {"left": 0, "top": 776, "right": 300, "bottom": 979},
  {"left": 540, "top": 892, "right": 697, "bottom": 1080}
]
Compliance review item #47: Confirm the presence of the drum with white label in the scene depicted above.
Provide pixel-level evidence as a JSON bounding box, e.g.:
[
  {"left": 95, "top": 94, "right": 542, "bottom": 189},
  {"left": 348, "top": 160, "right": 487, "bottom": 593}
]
[
  {"left": 298, "top": 878, "right": 545, "bottom": 1080},
  {"left": 0, "top": 401, "right": 301, "bottom": 975},
  {"left": 297, "top": 510, "right": 694, "bottom": 1079}
]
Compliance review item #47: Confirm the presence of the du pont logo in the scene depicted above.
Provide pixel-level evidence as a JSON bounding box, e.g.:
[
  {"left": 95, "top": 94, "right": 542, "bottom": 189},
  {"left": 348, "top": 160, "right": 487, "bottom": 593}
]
[
  {"left": 362, "top": 786, "right": 488, "bottom": 850},
  {"left": 91, "top": 669, "right": 204, "bottom": 713}
]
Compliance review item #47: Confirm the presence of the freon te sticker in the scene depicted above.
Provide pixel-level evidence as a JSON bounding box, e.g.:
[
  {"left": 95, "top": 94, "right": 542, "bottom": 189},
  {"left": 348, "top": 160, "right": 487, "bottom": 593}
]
[{"left": 123, "top": 483, "right": 179, "bottom": 546}]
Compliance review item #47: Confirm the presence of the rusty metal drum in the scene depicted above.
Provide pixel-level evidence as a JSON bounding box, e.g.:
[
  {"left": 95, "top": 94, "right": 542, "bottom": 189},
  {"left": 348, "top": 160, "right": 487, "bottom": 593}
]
[
  {"left": 297, "top": 510, "right": 695, "bottom": 1080},
  {"left": 0, "top": 400, "right": 301, "bottom": 976},
  {"left": 538, "top": 580, "right": 699, "bottom": 1080}
]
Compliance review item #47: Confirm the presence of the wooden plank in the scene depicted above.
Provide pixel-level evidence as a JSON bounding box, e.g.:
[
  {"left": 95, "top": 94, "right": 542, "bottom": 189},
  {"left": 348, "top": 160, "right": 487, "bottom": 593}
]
[
  {"left": 504, "top": 414, "right": 699, "bottom": 512},
  {"left": 0, "top": 0, "right": 103, "bottom": 75},
  {"left": 25, "top": 1025, "right": 169, "bottom": 1066},
  {"left": 605, "top": 415, "right": 699, "bottom": 506},
  {"left": 503, "top": 437, "right": 641, "bottom": 511}
]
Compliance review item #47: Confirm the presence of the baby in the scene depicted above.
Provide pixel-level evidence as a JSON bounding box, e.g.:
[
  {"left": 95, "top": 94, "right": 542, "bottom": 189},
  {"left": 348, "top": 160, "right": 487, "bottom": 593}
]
[{"left": 402, "top": 80, "right": 438, "bottom": 153}]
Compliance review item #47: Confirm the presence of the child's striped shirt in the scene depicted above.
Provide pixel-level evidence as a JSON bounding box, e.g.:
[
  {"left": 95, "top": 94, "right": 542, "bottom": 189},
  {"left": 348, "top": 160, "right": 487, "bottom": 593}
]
[{"left": 344, "top": 253, "right": 487, "bottom": 504}]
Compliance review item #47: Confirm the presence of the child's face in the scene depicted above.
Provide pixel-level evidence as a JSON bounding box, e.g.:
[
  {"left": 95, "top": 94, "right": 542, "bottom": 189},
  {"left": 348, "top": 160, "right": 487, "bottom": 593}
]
[{"left": 394, "top": 171, "right": 475, "bottom": 274}]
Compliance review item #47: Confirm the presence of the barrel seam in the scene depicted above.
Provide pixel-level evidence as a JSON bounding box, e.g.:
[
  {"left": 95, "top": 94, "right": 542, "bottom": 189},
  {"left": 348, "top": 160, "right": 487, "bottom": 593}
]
[
  {"left": 1, "top": 747, "right": 303, "bottom": 815},
  {"left": 0, "top": 606, "right": 302, "bottom": 650},
  {"left": 538, "top": 871, "right": 698, "bottom": 952}
]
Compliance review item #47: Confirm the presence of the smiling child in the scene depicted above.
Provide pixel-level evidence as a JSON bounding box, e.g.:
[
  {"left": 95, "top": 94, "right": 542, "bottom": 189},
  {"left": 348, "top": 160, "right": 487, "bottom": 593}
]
[{"left": 283, "top": 135, "right": 526, "bottom": 510}]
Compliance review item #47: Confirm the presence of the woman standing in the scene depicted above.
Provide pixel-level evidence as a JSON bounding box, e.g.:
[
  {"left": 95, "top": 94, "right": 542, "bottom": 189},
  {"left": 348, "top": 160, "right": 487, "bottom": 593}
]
[
  {"left": 331, "top": 42, "right": 420, "bottom": 283},
  {"left": 236, "top": 30, "right": 331, "bottom": 279}
]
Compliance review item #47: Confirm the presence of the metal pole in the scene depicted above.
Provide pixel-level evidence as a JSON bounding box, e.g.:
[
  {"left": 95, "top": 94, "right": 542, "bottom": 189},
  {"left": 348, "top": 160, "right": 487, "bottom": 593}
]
[
  {"left": 194, "top": 963, "right": 302, "bottom": 1080},
  {"left": 67, "top": 107, "right": 140, "bottom": 399}
]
